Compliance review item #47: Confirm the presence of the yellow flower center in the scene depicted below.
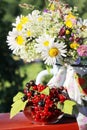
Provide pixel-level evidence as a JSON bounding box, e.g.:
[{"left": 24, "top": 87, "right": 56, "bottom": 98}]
[
  {"left": 43, "top": 41, "right": 49, "bottom": 46},
  {"left": 49, "top": 48, "right": 59, "bottom": 57},
  {"left": 70, "top": 42, "right": 80, "bottom": 50},
  {"left": 16, "top": 23, "right": 23, "bottom": 31},
  {"left": 16, "top": 35, "right": 24, "bottom": 45},
  {"left": 38, "top": 16, "right": 43, "bottom": 22},
  {"left": 16, "top": 16, "right": 29, "bottom": 31},
  {"left": 81, "top": 25, "right": 86, "bottom": 31},
  {"left": 27, "top": 30, "right": 32, "bottom": 37},
  {"left": 20, "top": 16, "right": 29, "bottom": 24}
]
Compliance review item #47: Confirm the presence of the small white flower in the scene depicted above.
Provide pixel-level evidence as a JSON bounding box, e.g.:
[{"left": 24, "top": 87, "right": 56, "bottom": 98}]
[
  {"left": 17, "top": 42, "right": 40, "bottom": 62},
  {"left": 7, "top": 28, "right": 26, "bottom": 54},
  {"left": 41, "top": 42, "right": 67, "bottom": 65},
  {"left": 28, "top": 10, "right": 41, "bottom": 22},
  {"left": 35, "top": 34, "right": 55, "bottom": 53}
]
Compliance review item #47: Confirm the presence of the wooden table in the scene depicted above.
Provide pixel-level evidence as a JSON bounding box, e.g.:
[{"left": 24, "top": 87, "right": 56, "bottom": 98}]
[{"left": 0, "top": 112, "right": 79, "bottom": 130}]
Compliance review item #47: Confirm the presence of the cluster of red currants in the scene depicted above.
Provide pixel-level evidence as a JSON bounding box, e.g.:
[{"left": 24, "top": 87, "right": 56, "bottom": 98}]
[{"left": 22, "top": 80, "right": 69, "bottom": 123}]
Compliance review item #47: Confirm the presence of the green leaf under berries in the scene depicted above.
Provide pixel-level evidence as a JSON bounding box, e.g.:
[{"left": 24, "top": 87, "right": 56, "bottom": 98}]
[
  {"left": 41, "top": 87, "right": 50, "bottom": 95},
  {"left": 57, "top": 100, "right": 78, "bottom": 115},
  {"left": 13, "top": 92, "right": 24, "bottom": 102},
  {"left": 10, "top": 92, "right": 28, "bottom": 118},
  {"left": 10, "top": 99, "right": 28, "bottom": 119}
]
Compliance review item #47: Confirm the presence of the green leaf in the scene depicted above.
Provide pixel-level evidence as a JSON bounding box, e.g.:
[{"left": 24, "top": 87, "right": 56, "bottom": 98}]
[
  {"left": 57, "top": 100, "right": 78, "bottom": 115},
  {"left": 10, "top": 92, "right": 28, "bottom": 118},
  {"left": 30, "top": 86, "right": 33, "bottom": 90},
  {"left": 10, "top": 99, "right": 28, "bottom": 119},
  {"left": 41, "top": 87, "right": 50, "bottom": 95},
  {"left": 62, "top": 100, "right": 77, "bottom": 115},
  {"left": 57, "top": 102, "right": 64, "bottom": 110},
  {"left": 13, "top": 92, "right": 24, "bottom": 102}
]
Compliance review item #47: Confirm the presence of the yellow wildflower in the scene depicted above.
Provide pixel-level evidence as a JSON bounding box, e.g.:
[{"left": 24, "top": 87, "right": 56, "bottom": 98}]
[
  {"left": 49, "top": 3, "right": 55, "bottom": 11},
  {"left": 70, "top": 42, "right": 80, "bottom": 50},
  {"left": 65, "top": 20, "right": 73, "bottom": 28},
  {"left": 66, "top": 13, "right": 76, "bottom": 20},
  {"left": 66, "top": 29, "right": 70, "bottom": 35},
  {"left": 65, "top": 13, "right": 76, "bottom": 28}
]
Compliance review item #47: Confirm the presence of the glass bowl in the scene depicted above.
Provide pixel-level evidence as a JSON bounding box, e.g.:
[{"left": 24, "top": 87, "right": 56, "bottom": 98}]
[{"left": 23, "top": 106, "right": 63, "bottom": 125}]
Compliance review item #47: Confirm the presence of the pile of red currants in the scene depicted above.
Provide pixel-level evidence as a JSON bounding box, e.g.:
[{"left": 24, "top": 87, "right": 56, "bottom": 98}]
[{"left": 22, "top": 80, "right": 69, "bottom": 124}]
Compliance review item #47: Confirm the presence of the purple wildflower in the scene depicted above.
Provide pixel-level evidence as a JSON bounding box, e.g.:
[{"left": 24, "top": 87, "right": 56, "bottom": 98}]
[
  {"left": 43, "top": 9, "right": 49, "bottom": 13},
  {"left": 75, "top": 57, "right": 81, "bottom": 64},
  {"left": 59, "top": 27, "right": 66, "bottom": 36}
]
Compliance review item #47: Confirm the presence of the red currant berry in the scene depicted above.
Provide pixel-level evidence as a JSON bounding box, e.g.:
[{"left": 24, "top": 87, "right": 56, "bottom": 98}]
[
  {"left": 24, "top": 88, "right": 29, "bottom": 94},
  {"left": 27, "top": 92, "right": 31, "bottom": 97},
  {"left": 32, "top": 85, "right": 38, "bottom": 90},
  {"left": 58, "top": 94, "right": 66, "bottom": 102},
  {"left": 40, "top": 94, "right": 45, "bottom": 99}
]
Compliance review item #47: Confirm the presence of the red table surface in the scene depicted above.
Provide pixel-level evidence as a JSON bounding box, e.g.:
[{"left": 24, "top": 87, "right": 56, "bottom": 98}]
[{"left": 0, "top": 112, "right": 79, "bottom": 130}]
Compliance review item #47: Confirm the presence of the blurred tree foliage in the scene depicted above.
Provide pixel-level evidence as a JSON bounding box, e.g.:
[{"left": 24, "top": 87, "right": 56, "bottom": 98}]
[
  {"left": 0, "top": 0, "right": 45, "bottom": 113},
  {"left": 0, "top": 0, "right": 87, "bottom": 113}
]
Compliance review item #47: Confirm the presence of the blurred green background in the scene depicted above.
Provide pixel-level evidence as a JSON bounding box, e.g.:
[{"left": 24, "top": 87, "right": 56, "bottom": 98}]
[{"left": 0, "top": 0, "right": 87, "bottom": 113}]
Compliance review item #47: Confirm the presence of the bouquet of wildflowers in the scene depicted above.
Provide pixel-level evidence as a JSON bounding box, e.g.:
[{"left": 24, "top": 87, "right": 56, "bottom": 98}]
[{"left": 7, "top": 0, "right": 87, "bottom": 66}]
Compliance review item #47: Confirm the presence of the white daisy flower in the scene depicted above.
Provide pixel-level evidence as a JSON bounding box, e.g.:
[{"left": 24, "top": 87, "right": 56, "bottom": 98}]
[
  {"left": 12, "top": 15, "right": 29, "bottom": 31},
  {"left": 7, "top": 28, "right": 26, "bottom": 54},
  {"left": 41, "top": 42, "right": 67, "bottom": 65},
  {"left": 35, "top": 34, "right": 55, "bottom": 53},
  {"left": 77, "top": 18, "right": 87, "bottom": 30}
]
